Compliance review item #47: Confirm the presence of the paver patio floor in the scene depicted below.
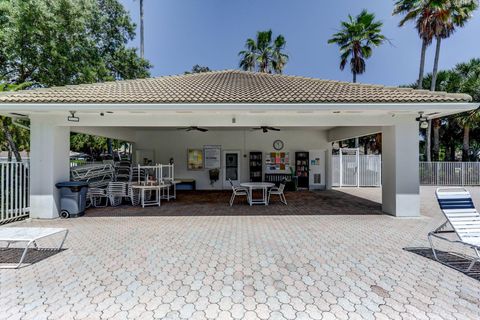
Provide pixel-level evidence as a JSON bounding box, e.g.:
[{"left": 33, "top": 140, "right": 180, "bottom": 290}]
[{"left": 1, "top": 187, "right": 480, "bottom": 319}]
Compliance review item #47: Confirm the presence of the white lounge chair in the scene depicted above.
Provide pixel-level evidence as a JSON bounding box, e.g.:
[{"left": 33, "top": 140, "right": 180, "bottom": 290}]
[
  {"left": 0, "top": 227, "right": 68, "bottom": 269},
  {"left": 229, "top": 179, "right": 249, "bottom": 206},
  {"left": 429, "top": 187, "right": 480, "bottom": 272},
  {"left": 268, "top": 180, "right": 287, "bottom": 205}
]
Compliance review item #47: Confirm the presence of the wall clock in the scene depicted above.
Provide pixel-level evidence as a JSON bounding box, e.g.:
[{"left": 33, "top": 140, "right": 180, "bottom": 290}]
[{"left": 273, "top": 139, "right": 284, "bottom": 151}]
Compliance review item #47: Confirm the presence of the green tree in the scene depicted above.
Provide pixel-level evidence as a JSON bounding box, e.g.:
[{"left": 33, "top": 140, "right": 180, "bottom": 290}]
[
  {"left": 238, "top": 30, "right": 289, "bottom": 74},
  {"left": 0, "top": 0, "right": 151, "bottom": 86},
  {"left": 328, "top": 10, "right": 386, "bottom": 83},
  {"left": 184, "top": 65, "right": 211, "bottom": 74},
  {"left": 0, "top": 83, "right": 32, "bottom": 162},
  {"left": 0, "top": 0, "right": 150, "bottom": 160},
  {"left": 414, "top": 58, "right": 480, "bottom": 161}
]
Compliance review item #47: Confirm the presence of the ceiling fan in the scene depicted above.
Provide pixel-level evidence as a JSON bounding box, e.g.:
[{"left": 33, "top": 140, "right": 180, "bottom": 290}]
[
  {"left": 253, "top": 126, "right": 281, "bottom": 133},
  {"left": 177, "top": 126, "right": 208, "bottom": 132}
]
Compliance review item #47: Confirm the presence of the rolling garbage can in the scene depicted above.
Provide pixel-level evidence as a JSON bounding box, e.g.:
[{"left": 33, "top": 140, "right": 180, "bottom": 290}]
[{"left": 55, "top": 181, "right": 89, "bottom": 218}]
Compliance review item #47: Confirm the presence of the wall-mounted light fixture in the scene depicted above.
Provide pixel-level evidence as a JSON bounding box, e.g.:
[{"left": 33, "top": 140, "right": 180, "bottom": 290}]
[
  {"left": 416, "top": 112, "right": 428, "bottom": 129},
  {"left": 67, "top": 111, "right": 79, "bottom": 122}
]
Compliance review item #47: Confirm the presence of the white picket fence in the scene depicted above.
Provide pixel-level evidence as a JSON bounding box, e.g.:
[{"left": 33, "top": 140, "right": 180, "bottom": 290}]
[
  {"left": 420, "top": 162, "right": 480, "bottom": 186},
  {"left": 332, "top": 154, "right": 382, "bottom": 187},
  {"left": 0, "top": 162, "right": 30, "bottom": 224}
]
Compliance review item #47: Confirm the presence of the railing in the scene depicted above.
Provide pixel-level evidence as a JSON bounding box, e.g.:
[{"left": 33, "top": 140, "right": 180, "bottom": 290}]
[
  {"left": 332, "top": 154, "right": 382, "bottom": 187},
  {"left": 0, "top": 162, "right": 30, "bottom": 224},
  {"left": 420, "top": 162, "right": 480, "bottom": 186}
]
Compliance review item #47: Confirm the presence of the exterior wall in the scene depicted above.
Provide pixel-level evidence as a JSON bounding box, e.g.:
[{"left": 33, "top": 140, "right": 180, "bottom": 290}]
[{"left": 135, "top": 129, "right": 329, "bottom": 190}]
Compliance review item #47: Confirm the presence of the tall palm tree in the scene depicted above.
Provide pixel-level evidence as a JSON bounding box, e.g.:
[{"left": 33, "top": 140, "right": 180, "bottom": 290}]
[
  {"left": 328, "top": 10, "right": 386, "bottom": 83},
  {"left": 422, "top": 0, "right": 477, "bottom": 160},
  {"left": 238, "top": 30, "right": 289, "bottom": 74},
  {"left": 429, "top": 0, "right": 478, "bottom": 91},
  {"left": 393, "top": 0, "right": 436, "bottom": 89}
]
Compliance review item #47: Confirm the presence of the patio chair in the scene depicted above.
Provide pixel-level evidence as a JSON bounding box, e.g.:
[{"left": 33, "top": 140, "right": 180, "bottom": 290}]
[
  {"left": 429, "top": 187, "right": 480, "bottom": 272},
  {"left": 268, "top": 179, "right": 287, "bottom": 205},
  {"left": 229, "top": 178, "right": 249, "bottom": 206},
  {"left": 87, "top": 187, "right": 108, "bottom": 208},
  {"left": 107, "top": 182, "right": 127, "bottom": 206},
  {"left": 127, "top": 183, "right": 141, "bottom": 206}
]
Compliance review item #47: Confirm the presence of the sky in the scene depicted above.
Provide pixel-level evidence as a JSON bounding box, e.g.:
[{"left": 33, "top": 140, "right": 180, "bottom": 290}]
[{"left": 119, "top": 0, "right": 480, "bottom": 86}]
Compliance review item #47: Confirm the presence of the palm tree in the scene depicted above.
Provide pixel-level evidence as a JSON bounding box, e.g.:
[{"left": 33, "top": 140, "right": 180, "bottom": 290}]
[
  {"left": 452, "top": 58, "right": 480, "bottom": 160},
  {"left": 429, "top": 0, "right": 478, "bottom": 91},
  {"left": 393, "top": 0, "right": 436, "bottom": 89},
  {"left": 238, "top": 30, "right": 289, "bottom": 74},
  {"left": 271, "top": 35, "right": 288, "bottom": 74},
  {"left": 328, "top": 10, "right": 386, "bottom": 83}
]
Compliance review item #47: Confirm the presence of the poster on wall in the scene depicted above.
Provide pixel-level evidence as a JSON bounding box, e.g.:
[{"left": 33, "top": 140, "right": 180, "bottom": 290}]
[
  {"left": 187, "top": 149, "right": 204, "bottom": 170},
  {"left": 204, "top": 145, "right": 221, "bottom": 169}
]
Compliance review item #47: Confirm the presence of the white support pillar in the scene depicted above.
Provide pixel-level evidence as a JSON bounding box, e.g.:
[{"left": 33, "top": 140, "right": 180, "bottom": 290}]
[
  {"left": 381, "top": 121, "right": 420, "bottom": 217},
  {"left": 30, "top": 117, "right": 70, "bottom": 219},
  {"left": 325, "top": 144, "right": 333, "bottom": 190}
]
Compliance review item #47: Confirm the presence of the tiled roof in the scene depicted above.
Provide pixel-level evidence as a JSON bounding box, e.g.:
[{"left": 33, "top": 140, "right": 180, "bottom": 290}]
[{"left": 0, "top": 70, "right": 472, "bottom": 104}]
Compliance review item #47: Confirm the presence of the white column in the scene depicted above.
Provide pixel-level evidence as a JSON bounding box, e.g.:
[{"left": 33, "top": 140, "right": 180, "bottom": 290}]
[
  {"left": 381, "top": 121, "right": 420, "bottom": 217},
  {"left": 30, "top": 117, "right": 70, "bottom": 219},
  {"left": 325, "top": 144, "right": 333, "bottom": 190}
]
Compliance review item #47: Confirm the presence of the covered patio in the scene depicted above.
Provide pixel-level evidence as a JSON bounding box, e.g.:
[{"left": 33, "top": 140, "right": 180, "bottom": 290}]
[
  {"left": 85, "top": 189, "right": 384, "bottom": 217},
  {"left": 0, "top": 70, "right": 475, "bottom": 219}
]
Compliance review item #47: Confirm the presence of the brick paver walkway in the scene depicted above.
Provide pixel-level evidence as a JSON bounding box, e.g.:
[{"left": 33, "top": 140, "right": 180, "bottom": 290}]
[{"left": 1, "top": 187, "right": 479, "bottom": 319}]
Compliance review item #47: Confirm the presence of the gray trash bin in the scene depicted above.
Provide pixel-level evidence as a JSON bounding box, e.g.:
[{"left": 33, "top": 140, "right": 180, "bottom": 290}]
[{"left": 55, "top": 181, "right": 89, "bottom": 218}]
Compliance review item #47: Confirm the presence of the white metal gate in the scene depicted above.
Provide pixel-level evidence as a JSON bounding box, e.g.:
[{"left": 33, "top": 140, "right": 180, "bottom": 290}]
[
  {"left": 332, "top": 149, "right": 381, "bottom": 187},
  {"left": 0, "top": 162, "right": 30, "bottom": 224}
]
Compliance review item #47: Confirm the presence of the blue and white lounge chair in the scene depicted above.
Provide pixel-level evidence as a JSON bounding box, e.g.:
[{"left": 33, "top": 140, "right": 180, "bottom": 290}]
[{"left": 429, "top": 187, "right": 480, "bottom": 272}]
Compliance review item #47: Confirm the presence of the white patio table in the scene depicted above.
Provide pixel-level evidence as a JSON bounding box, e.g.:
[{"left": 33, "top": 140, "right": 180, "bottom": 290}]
[
  {"left": 131, "top": 183, "right": 169, "bottom": 208},
  {"left": 240, "top": 182, "right": 275, "bottom": 206}
]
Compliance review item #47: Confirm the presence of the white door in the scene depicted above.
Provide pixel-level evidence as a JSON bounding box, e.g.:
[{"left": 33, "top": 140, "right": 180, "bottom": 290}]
[
  {"left": 223, "top": 151, "right": 241, "bottom": 189},
  {"left": 309, "top": 150, "right": 326, "bottom": 190}
]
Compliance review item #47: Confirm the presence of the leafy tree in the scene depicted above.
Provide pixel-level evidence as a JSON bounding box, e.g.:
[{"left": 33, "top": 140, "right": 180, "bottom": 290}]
[
  {"left": 0, "top": 83, "right": 32, "bottom": 162},
  {"left": 0, "top": 0, "right": 151, "bottom": 86},
  {"left": 185, "top": 65, "right": 211, "bottom": 74},
  {"left": 328, "top": 10, "right": 386, "bottom": 83},
  {"left": 0, "top": 0, "right": 150, "bottom": 160},
  {"left": 238, "top": 30, "right": 289, "bottom": 74}
]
